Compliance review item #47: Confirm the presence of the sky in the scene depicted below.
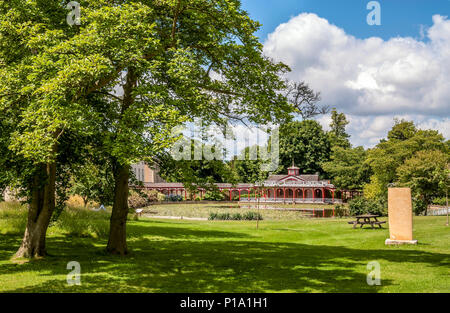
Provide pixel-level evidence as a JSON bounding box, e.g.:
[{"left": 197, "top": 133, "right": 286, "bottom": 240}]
[{"left": 240, "top": 0, "right": 450, "bottom": 148}]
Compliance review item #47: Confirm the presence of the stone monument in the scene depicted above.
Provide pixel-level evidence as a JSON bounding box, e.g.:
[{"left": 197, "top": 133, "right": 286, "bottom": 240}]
[{"left": 385, "top": 187, "right": 418, "bottom": 245}]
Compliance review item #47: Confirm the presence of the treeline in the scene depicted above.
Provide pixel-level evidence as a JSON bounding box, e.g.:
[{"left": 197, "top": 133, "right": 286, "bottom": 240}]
[{"left": 159, "top": 115, "right": 449, "bottom": 215}]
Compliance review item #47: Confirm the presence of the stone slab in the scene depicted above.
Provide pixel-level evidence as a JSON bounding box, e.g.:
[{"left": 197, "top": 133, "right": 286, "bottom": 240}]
[
  {"left": 388, "top": 188, "right": 413, "bottom": 241},
  {"left": 385, "top": 239, "right": 418, "bottom": 245}
]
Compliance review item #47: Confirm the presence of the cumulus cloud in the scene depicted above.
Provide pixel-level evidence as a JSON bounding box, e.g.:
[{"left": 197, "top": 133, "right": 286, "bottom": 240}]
[{"left": 264, "top": 13, "right": 450, "bottom": 147}]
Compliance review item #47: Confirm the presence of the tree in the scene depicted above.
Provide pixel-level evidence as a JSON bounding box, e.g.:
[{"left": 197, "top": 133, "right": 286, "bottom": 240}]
[
  {"left": 328, "top": 108, "right": 350, "bottom": 149},
  {"left": 322, "top": 146, "right": 371, "bottom": 190},
  {"left": 366, "top": 120, "right": 448, "bottom": 196},
  {"left": 32, "top": 0, "right": 296, "bottom": 255},
  {"left": 387, "top": 119, "right": 417, "bottom": 141},
  {"left": 71, "top": 158, "right": 115, "bottom": 208},
  {"left": 232, "top": 146, "right": 270, "bottom": 183},
  {"left": 0, "top": 0, "right": 83, "bottom": 257},
  {"left": 284, "top": 81, "right": 329, "bottom": 119},
  {"left": 397, "top": 150, "right": 449, "bottom": 215},
  {"left": 158, "top": 139, "right": 239, "bottom": 195},
  {"left": 2, "top": 0, "right": 299, "bottom": 256},
  {"left": 276, "top": 120, "right": 331, "bottom": 175}
]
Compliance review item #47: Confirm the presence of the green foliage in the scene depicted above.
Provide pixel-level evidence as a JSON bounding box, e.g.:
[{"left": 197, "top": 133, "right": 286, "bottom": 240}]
[
  {"left": 277, "top": 120, "right": 331, "bottom": 175},
  {"left": 412, "top": 197, "right": 429, "bottom": 216},
  {"left": 52, "top": 207, "right": 110, "bottom": 238},
  {"left": 387, "top": 119, "right": 417, "bottom": 141},
  {"left": 397, "top": 150, "right": 449, "bottom": 208},
  {"left": 209, "top": 211, "right": 263, "bottom": 220},
  {"left": 203, "top": 190, "right": 226, "bottom": 201},
  {"left": 366, "top": 120, "right": 448, "bottom": 196},
  {"left": 0, "top": 202, "right": 27, "bottom": 235},
  {"left": 165, "top": 195, "right": 183, "bottom": 202},
  {"left": 243, "top": 211, "right": 264, "bottom": 220},
  {"left": 333, "top": 204, "right": 349, "bottom": 218},
  {"left": 348, "top": 197, "right": 387, "bottom": 216},
  {"left": 322, "top": 146, "right": 371, "bottom": 190},
  {"left": 328, "top": 108, "right": 350, "bottom": 149},
  {"left": 431, "top": 197, "right": 448, "bottom": 206},
  {"left": 232, "top": 145, "right": 270, "bottom": 183}
]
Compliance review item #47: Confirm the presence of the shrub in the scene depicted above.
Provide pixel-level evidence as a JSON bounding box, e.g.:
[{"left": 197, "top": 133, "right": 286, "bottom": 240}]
[
  {"left": 348, "top": 197, "right": 387, "bottom": 216},
  {"left": 203, "top": 191, "right": 225, "bottom": 201},
  {"left": 209, "top": 211, "right": 262, "bottom": 221},
  {"left": 413, "top": 197, "right": 428, "bottom": 216},
  {"left": 334, "top": 204, "right": 348, "bottom": 218},
  {"left": 165, "top": 194, "right": 183, "bottom": 202},
  {"left": 243, "top": 211, "right": 263, "bottom": 220},
  {"left": 231, "top": 213, "right": 242, "bottom": 220},
  {"left": 128, "top": 190, "right": 148, "bottom": 209}
]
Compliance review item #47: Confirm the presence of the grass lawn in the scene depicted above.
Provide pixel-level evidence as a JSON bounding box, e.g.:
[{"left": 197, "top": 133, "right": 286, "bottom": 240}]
[{"left": 0, "top": 203, "right": 449, "bottom": 293}]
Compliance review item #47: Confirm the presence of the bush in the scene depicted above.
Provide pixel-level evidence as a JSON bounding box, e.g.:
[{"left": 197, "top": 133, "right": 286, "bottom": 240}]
[
  {"left": 203, "top": 191, "right": 225, "bottom": 201},
  {"left": 413, "top": 198, "right": 428, "bottom": 216},
  {"left": 165, "top": 194, "right": 183, "bottom": 202},
  {"left": 209, "top": 211, "right": 263, "bottom": 221},
  {"left": 128, "top": 189, "right": 167, "bottom": 209},
  {"left": 334, "top": 204, "right": 348, "bottom": 218},
  {"left": 128, "top": 190, "right": 148, "bottom": 209},
  {"left": 243, "top": 211, "right": 263, "bottom": 220},
  {"left": 348, "top": 197, "right": 387, "bottom": 216},
  {"left": 231, "top": 213, "right": 242, "bottom": 220}
]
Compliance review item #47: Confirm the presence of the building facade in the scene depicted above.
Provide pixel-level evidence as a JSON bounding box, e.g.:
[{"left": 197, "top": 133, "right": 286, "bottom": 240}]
[
  {"left": 131, "top": 162, "right": 165, "bottom": 184},
  {"left": 137, "top": 163, "right": 361, "bottom": 203}
]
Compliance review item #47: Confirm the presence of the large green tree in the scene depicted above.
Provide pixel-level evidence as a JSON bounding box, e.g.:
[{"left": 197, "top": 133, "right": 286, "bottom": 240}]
[
  {"left": 322, "top": 146, "right": 371, "bottom": 190},
  {"left": 2, "top": 0, "right": 299, "bottom": 256},
  {"left": 397, "top": 150, "right": 449, "bottom": 215},
  {"left": 328, "top": 108, "right": 350, "bottom": 149},
  {"left": 276, "top": 120, "right": 331, "bottom": 175},
  {"left": 0, "top": 0, "right": 86, "bottom": 257},
  {"left": 365, "top": 120, "right": 449, "bottom": 198}
]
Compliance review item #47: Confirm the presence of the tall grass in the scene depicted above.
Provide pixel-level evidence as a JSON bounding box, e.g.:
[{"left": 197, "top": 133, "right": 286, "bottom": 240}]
[
  {"left": 0, "top": 201, "right": 111, "bottom": 238},
  {"left": 52, "top": 206, "right": 111, "bottom": 238},
  {"left": 0, "top": 201, "right": 27, "bottom": 235}
]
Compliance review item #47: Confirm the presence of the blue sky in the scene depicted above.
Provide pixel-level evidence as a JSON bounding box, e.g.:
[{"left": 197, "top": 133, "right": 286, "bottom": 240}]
[
  {"left": 240, "top": 0, "right": 450, "bottom": 148},
  {"left": 242, "top": 0, "right": 450, "bottom": 43}
]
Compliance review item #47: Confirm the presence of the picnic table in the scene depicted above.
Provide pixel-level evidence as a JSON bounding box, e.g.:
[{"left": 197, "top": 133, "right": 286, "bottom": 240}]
[{"left": 348, "top": 214, "right": 386, "bottom": 229}]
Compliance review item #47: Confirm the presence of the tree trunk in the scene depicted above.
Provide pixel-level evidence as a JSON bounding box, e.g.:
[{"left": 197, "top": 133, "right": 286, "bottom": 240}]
[
  {"left": 15, "top": 162, "right": 56, "bottom": 258},
  {"left": 106, "top": 68, "right": 136, "bottom": 256},
  {"left": 106, "top": 163, "right": 130, "bottom": 255}
]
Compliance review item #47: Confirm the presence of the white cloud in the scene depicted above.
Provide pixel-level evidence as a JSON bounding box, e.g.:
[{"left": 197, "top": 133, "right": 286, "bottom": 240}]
[{"left": 264, "top": 13, "right": 450, "bottom": 147}]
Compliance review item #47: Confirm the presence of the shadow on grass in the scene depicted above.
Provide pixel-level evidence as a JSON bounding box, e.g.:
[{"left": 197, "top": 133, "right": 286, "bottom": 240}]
[{"left": 0, "top": 220, "right": 448, "bottom": 293}]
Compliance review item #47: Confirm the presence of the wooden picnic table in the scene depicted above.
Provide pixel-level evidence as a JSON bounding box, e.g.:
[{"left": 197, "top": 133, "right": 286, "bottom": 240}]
[{"left": 348, "top": 214, "right": 386, "bottom": 229}]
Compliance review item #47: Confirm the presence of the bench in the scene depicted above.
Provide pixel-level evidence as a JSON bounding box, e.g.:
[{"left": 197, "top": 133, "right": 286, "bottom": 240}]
[{"left": 348, "top": 215, "right": 386, "bottom": 229}]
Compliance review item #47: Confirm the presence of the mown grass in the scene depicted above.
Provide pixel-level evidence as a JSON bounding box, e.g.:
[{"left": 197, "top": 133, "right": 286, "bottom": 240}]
[{"left": 0, "top": 202, "right": 448, "bottom": 293}]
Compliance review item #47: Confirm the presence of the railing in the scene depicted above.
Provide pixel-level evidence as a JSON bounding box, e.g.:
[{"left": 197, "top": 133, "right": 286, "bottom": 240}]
[
  {"left": 427, "top": 207, "right": 449, "bottom": 216},
  {"left": 238, "top": 197, "right": 342, "bottom": 204}
]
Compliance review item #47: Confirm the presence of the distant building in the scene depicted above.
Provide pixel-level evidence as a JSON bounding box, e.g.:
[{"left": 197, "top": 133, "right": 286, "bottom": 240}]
[
  {"left": 136, "top": 162, "right": 361, "bottom": 203},
  {"left": 130, "top": 162, "right": 165, "bottom": 184}
]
